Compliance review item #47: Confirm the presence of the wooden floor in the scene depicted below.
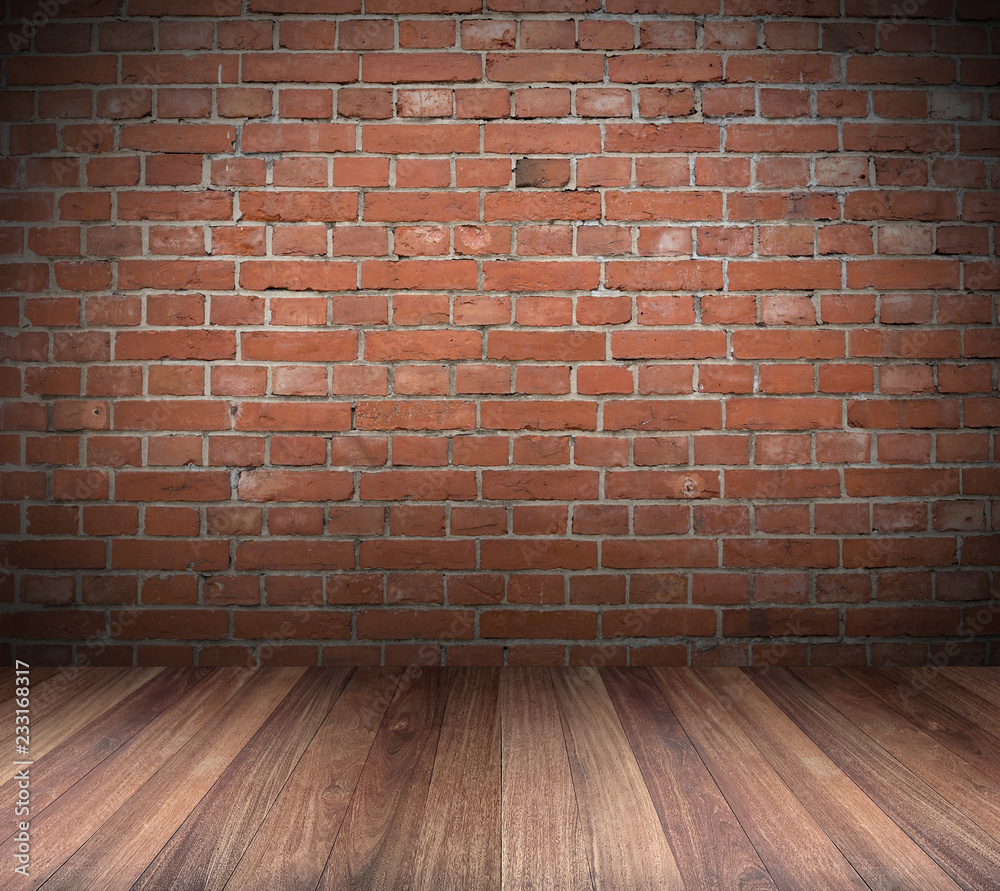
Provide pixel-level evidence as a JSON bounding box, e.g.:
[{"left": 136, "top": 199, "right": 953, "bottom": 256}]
[{"left": 2, "top": 666, "right": 999, "bottom": 890}]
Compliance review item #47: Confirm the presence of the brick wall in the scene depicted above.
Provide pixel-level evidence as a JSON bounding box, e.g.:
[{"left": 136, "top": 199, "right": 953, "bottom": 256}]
[{"left": 1, "top": 0, "right": 998, "bottom": 668}]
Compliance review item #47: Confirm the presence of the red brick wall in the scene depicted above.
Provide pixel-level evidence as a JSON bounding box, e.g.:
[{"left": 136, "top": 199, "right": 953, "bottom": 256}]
[{"left": 1, "top": 0, "right": 998, "bottom": 668}]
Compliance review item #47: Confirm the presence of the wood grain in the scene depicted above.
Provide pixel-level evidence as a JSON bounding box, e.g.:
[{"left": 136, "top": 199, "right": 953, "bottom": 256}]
[
  {"left": 133, "top": 667, "right": 353, "bottom": 891},
  {"left": 843, "top": 667, "right": 1000, "bottom": 788},
  {"left": 886, "top": 667, "right": 1000, "bottom": 742},
  {"left": 224, "top": 668, "right": 401, "bottom": 891},
  {"left": 0, "top": 667, "right": 252, "bottom": 890},
  {"left": 12, "top": 666, "right": 112, "bottom": 719},
  {"left": 944, "top": 667, "right": 1000, "bottom": 711},
  {"left": 650, "top": 667, "right": 868, "bottom": 890},
  {"left": 42, "top": 668, "right": 306, "bottom": 891},
  {"left": 551, "top": 667, "right": 684, "bottom": 891},
  {"left": 7, "top": 665, "right": 1000, "bottom": 890},
  {"left": 700, "top": 667, "right": 961, "bottom": 891},
  {"left": 411, "top": 667, "right": 501, "bottom": 891},
  {"left": 602, "top": 667, "right": 776, "bottom": 891},
  {"left": 1, "top": 666, "right": 209, "bottom": 832},
  {"left": 0, "top": 667, "right": 159, "bottom": 780},
  {"left": 501, "top": 667, "right": 592, "bottom": 891},
  {"left": 318, "top": 666, "right": 451, "bottom": 891},
  {"left": 795, "top": 667, "right": 1000, "bottom": 843},
  {"left": 753, "top": 667, "right": 1000, "bottom": 891},
  {"left": 0, "top": 666, "right": 58, "bottom": 703}
]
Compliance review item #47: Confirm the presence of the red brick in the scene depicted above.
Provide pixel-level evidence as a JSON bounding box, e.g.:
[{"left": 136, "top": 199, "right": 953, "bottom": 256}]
[
  {"left": 358, "top": 609, "right": 474, "bottom": 640},
  {"left": 487, "top": 53, "right": 602, "bottom": 83},
  {"left": 726, "top": 398, "right": 842, "bottom": 430},
  {"left": 724, "top": 539, "right": 839, "bottom": 569},
  {"left": 242, "top": 53, "right": 359, "bottom": 84},
  {"left": 485, "top": 122, "right": 600, "bottom": 154},
  {"left": 604, "top": 400, "right": 721, "bottom": 431},
  {"left": 602, "top": 539, "right": 717, "bottom": 568},
  {"left": 481, "top": 400, "right": 597, "bottom": 431}
]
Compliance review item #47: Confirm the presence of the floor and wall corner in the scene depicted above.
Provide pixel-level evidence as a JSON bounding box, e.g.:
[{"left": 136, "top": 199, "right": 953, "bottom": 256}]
[{"left": 0, "top": 0, "right": 998, "bottom": 887}]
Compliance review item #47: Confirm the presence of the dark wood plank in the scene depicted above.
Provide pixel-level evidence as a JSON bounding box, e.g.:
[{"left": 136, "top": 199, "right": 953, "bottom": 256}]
[
  {"left": 0, "top": 667, "right": 211, "bottom": 839},
  {"left": 700, "top": 667, "right": 961, "bottom": 891},
  {"left": 223, "top": 668, "right": 401, "bottom": 891},
  {"left": 888, "top": 667, "right": 1000, "bottom": 741},
  {"left": 317, "top": 666, "right": 451, "bottom": 891},
  {"left": 944, "top": 668, "right": 1000, "bottom": 711},
  {"left": 133, "top": 667, "right": 353, "bottom": 891},
  {"left": 551, "top": 667, "right": 684, "bottom": 891},
  {"left": 796, "top": 667, "right": 1000, "bottom": 843},
  {"left": 752, "top": 667, "right": 1000, "bottom": 891},
  {"left": 649, "top": 667, "right": 869, "bottom": 890},
  {"left": 42, "top": 668, "right": 306, "bottom": 891},
  {"left": 842, "top": 667, "right": 1000, "bottom": 788},
  {"left": 602, "top": 667, "right": 776, "bottom": 891},
  {"left": 412, "top": 667, "right": 501, "bottom": 891},
  {"left": 501, "top": 667, "right": 592, "bottom": 891},
  {"left": 0, "top": 667, "right": 253, "bottom": 890},
  {"left": 0, "top": 666, "right": 161, "bottom": 782}
]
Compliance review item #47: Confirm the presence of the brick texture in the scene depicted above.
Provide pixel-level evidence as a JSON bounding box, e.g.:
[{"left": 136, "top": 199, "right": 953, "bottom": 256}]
[{"left": 1, "top": 2, "right": 998, "bottom": 669}]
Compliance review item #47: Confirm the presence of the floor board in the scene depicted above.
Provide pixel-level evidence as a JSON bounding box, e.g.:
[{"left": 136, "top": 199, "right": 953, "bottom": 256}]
[
  {"left": 501, "top": 667, "right": 592, "bottom": 891},
  {"left": 650, "top": 667, "right": 869, "bottom": 890},
  {"left": 602, "top": 667, "right": 776, "bottom": 891},
  {"left": 753, "top": 667, "right": 1000, "bottom": 891},
  {"left": 0, "top": 667, "right": 161, "bottom": 781},
  {"left": 2, "top": 665, "right": 997, "bottom": 891},
  {"left": 0, "top": 667, "right": 59, "bottom": 704},
  {"left": 134, "top": 667, "right": 353, "bottom": 891},
  {"left": 552, "top": 667, "right": 684, "bottom": 891},
  {"left": 945, "top": 667, "right": 1000, "bottom": 711},
  {"left": 0, "top": 667, "right": 252, "bottom": 888},
  {"left": 796, "top": 667, "right": 1000, "bottom": 843},
  {"left": 317, "top": 666, "right": 450, "bottom": 890},
  {"left": 41, "top": 668, "right": 305, "bottom": 891},
  {"left": 905, "top": 669, "right": 1000, "bottom": 741},
  {"left": 1, "top": 667, "right": 208, "bottom": 825},
  {"left": 699, "top": 667, "right": 960, "bottom": 891},
  {"left": 842, "top": 668, "right": 1000, "bottom": 788},
  {"left": 411, "top": 667, "right": 501, "bottom": 891},
  {"left": 223, "top": 667, "right": 400, "bottom": 891}
]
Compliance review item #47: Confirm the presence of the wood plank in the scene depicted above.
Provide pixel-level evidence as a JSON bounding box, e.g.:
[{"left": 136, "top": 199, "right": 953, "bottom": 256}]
[
  {"left": 317, "top": 666, "right": 451, "bottom": 891},
  {"left": 10, "top": 666, "right": 112, "bottom": 719},
  {"left": 888, "top": 667, "right": 1000, "bottom": 741},
  {"left": 0, "top": 667, "right": 211, "bottom": 838},
  {"left": 795, "top": 667, "right": 1000, "bottom": 843},
  {"left": 842, "top": 667, "right": 1000, "bottom": 788},
  {"left": 0, "top": 667, "right": 131, "bottom": 757},
  {"left": 134, "top": 667, "right": 353, "bottom": 891},
  {"left": 944, "top": 667, "right": 1000, "bottom": 711},
  {"left": 0, "top": 667, "right": 161, "bottom": 782},
  {"left": 500, "top": 667, "right": 592, "bottom": 891},
  {"left": 411, "top": 667, "right": 501, "bottom": 891},
  {"left": 602, "top": 667, "right": 776, "bottom": 891},
  {"left": 223, "top": 668, "right": 401, "bottom": 891},
  {"left": 551, "top": 667, "right": 684, "bottom": 891},
  {"left": 649, "top": 667, "right": 868, "bottom": 890},
  {"left": 752, "top": 667, "right": 1000, "bottom": 891},
  {"left": 42, "top": 668, "right": 306, "bottom": 891},
  {"left": 699, "top": 668, "right": 961, "bottom": 891},
  {"left": 0, "top": 666, "right": 59, "bottom": 703},
  {"left": 0, "top": 667, "right": 253, "bottom": 890}
]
